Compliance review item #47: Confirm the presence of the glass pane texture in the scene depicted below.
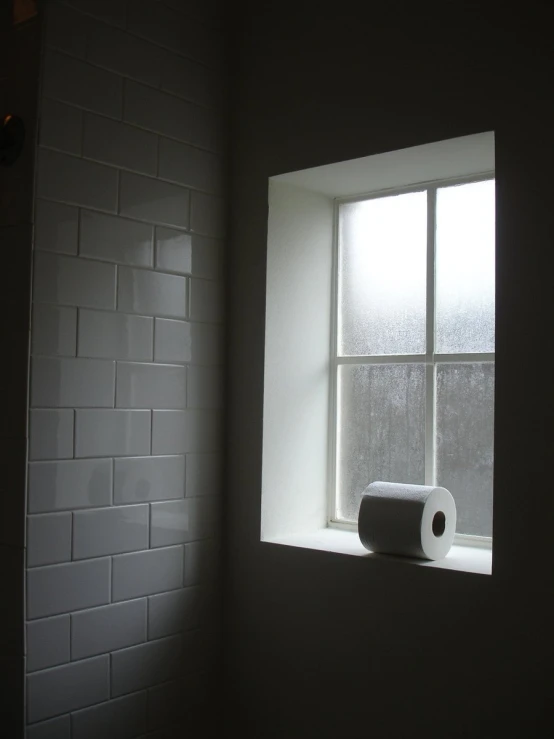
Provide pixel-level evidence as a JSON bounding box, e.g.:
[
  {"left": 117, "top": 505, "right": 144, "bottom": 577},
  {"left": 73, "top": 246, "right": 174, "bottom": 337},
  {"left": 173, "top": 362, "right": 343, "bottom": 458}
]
[
  {"left": 436, "top": 180, "right": 495, "bottom": 354},
  {"left": 436, "top": 363, "right": 494, "bottom": 537},
  {"left": 337, "top": 363, "right": 426, "bottom": 522},
  {"left": 339, "top": 192, "right": 427, "bottom": 356}
]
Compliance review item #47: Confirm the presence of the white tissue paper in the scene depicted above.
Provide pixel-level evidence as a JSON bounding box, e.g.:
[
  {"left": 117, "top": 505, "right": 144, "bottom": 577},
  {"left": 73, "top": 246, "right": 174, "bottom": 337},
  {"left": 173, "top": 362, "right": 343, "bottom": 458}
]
[{"left": 358, "top": 481, "right": 457, "bottom": 560}]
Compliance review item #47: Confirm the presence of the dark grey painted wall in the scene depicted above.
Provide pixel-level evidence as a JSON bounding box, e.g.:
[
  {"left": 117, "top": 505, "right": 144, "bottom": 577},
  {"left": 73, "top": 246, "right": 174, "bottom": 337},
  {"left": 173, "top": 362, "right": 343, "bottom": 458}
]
[{"left": 226, "top": 6, "right": 554, "bottom": 738}]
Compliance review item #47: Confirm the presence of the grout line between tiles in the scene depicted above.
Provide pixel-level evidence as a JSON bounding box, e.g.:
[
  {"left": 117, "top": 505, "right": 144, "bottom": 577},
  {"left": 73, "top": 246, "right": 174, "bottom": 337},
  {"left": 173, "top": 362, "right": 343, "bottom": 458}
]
[
  {"left": 48, "top": 12, "right": 223, "bottom": 75},
  {"left": 111, "top": 458, "right": 115, "bottom": 506},
  {"left": 72, "top": 409, "right": 77, "bottom": 459},
  {"left": 156, "top": 135, "right": 161, "bottom": 178},
  {"left": 36, "top": 193, "right": 224, "bottom": 238},
  {"left": 39, "top": 89, "right": 223, "bottom": 156},
  {"left": 115, "top": 169, "right": 121, "bottom": 214},
  {"left": 80, "top": 107, "right": 85, "bottom": 157}
]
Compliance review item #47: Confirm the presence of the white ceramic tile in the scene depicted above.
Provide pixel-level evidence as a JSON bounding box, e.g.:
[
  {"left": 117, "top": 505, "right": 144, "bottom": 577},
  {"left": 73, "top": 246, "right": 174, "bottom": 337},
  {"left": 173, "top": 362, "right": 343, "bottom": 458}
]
[
  {"left": 117, "top": 267, "right": 187, "bottom": 318},
  {"left": 75, "top": 409, "right": 151, "bottom": 458},
  {"left": 162, "top": 53, "right": 220, "bottom": 108},
  {"left": 150, "top": 497, "right": 218, "bottom": 547},
  {"left": 113, "top": 455, "right": 185, "bottom": 504},
  {"left": 71, "top": 600, "right": 147, "bottom": 660},
  {"left": 71, "top": 690, "right": 147, "bottom": 739},
  {"left": 31, "top": 356, "right": 115, "bottom": 408},
  {"left": 184, "top": 539, "right": 219, "bottom": 586},
  {"left": 26, "top": 615, "right": 70, "bottom": 672},
  {"left": 73, "top": 505, "right": 149, "bottom": 559},
  {"left": 26, "top": 715, "right": 71, "bottom": 739},
  {"left": 150, "top": 499, "right": 189, "bottom": 547},
  {"left": 189, "top": 322, "right": 223, "bottom": 366},
  {"left": 190, "top": 191, "right": 225, "bottom": 237},
  {"left": 158, "top": 138, "right": 223, "bottom": 193},
  {"left": 155, "top": 227, "right": 192, "bottom": 274},
  {"left": 37, "top": 149, "right": 118, "bottom": 212},
  {"left": 119, "top": 172, "right": 190, "bottom": 230},
  {"left": 80, "top": 210, "right": 153, "bottom": 267},
  {"left": 151, "top": 411, "right": 187, "bottom": 456},
  {"left": 62, "top": 0, "right": 126, "bottom": 27},
  {"left": 43, "top": 50, "right": 122, "bottom": 118},
  {"left": 40, "top": 98, "right": 82, "bottom": 155},
  {"left": 127, "top": 1, "right": 219, "bottom": 68},
  {"left": 87, "top": 20, "right": 166, "bottom": 87},
  {"left": 27, "top": 513, "right": 72, "bottom": 567},
  {"left": 27, "top": 558, "right": 111, "bottom": 619},
  {"left": 189, "top": 279, "right": 223, "bottom": 324},
  {"left": 31, "top": 304, "right": 77, "bottom": 357},
  {"left": 187, "top": 366, "right": 223, "bottom": 409},
  {"left": 190, "top": 234, "right": 222, "bottom": 279},
  {"left": 154, "top": 319, "right": 191, "bottom": 364},
  {"left": 84, "top": 114, "right": 157, "bottom": 175},
  {"left": 112, "top": 546, "right": 183, "bottom": 601},
  {"left": 78, "top": 310, "right": 153, "bottom": 361},
  {"left": 152, "top": 410, "right": 221, "bottom": 454},
  {"left": 185, "top": 454, "right": 221, "bottom": 497},
  {"left": 45, "top": 2, "right": 88, "bottom": 58},
  {"left": 110, "top": 635, "right": 182, "bottom": 697},
  {"left": 124, "top": 80, "right": 214, "bottom": 150},
  {"left": 116, "top": 362, "right": 186, "bottom": 409},
  {"left": 35, "top": 199, "right": 78, "bottom": 255},
  {"left": 28, "top": 458, "right": 112, "bottom": 513},
  {"left": 34, "top": 252, "right": 117, "bottom": 309},
  {"left": 147, "top": 588, "right": 202, "bottom": 640},
  {"left": 26, "top": 655, "right": 109, "bottom": 723},
  {"left": 30, "top": 410, "right": 74, "bottom": 461}
]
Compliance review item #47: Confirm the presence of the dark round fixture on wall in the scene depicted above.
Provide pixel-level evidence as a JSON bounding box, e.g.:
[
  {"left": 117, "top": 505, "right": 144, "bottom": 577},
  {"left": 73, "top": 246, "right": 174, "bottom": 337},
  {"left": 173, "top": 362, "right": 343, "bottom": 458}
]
[{"left": 0, "top": 114, "right": 26, "bottom": 166}]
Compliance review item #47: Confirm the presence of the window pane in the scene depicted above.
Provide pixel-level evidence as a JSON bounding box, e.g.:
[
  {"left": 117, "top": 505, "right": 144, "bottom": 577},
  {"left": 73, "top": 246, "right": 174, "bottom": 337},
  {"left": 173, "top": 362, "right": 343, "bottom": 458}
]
[
  {"left": 336, "top": 363, "right": 426, "bottom": 522},
  {"left": 338, "top": 192, "right": 427, "bottom": 356},
  {"left": 435, "top": 180, "right": 495, "bottom": 354},
  {"left": 436, "top": 363, "right": 494, "bottom": 537}
]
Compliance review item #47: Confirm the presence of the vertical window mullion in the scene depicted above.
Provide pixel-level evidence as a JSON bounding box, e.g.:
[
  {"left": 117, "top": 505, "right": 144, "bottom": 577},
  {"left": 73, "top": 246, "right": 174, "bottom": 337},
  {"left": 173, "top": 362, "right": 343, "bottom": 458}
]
[
  {"left": 425, "top": 187, "right": 437, "bottom": 486},
  {"left": 330, "top": 200, "right": 341, "bottom": 523}
]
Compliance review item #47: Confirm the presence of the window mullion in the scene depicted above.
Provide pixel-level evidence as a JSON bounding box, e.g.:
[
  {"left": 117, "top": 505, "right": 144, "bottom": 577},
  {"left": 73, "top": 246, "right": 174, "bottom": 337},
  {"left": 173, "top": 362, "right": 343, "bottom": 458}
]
[
  {"left": 329, "top": 200, "right": 341, "bottom": 524},
  {"left": 425, "top": 187, "right": 437, "bottom": 486}
]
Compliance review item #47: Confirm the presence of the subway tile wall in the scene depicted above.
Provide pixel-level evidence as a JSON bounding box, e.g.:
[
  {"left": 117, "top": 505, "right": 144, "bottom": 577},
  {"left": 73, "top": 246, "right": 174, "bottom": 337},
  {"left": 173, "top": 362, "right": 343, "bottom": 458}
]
[{"left": 26, "top": 1, "right": 225, "bottom": 735}]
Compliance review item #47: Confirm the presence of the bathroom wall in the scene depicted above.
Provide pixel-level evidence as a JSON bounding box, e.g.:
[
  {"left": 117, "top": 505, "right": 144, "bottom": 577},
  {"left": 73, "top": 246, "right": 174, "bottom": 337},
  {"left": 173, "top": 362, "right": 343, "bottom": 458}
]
[
  {"left": 226, "top": 5, "right": 554, "bottom": 737},
  {"left": 25, "top": 2, "right": 226, "bottom": 736},
  {"left": 1, "top": 4, "right": 41, "bottom": 735}
]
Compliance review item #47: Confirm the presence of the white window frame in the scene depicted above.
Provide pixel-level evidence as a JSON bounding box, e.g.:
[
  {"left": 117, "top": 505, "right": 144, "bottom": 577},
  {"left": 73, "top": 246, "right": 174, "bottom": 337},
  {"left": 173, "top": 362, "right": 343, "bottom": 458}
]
[{"left": 327, "top": 172, "right": 495, "bottom": 547}]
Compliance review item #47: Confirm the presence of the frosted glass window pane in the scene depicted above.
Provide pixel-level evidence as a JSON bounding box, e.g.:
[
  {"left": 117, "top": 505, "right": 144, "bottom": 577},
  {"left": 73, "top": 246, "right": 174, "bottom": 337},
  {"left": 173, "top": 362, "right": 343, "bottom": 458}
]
[
  {"left": 337, "top": 364, "right": 426, "bottom": 522},
  {"left": 338, "top": 192, "right": 427, "bottom": 356},
  {"left": 435, "top": 180, "right": 495, "bottom": 354},
  {"left": 436, "top": 363, "right": 494, "bottom": 537}
]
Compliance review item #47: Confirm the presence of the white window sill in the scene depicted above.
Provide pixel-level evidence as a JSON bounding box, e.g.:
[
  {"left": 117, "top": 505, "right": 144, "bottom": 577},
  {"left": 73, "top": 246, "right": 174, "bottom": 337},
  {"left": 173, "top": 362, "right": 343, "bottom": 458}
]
[{"left": 265, "top": 528, "right": 492, "bottom": 575}]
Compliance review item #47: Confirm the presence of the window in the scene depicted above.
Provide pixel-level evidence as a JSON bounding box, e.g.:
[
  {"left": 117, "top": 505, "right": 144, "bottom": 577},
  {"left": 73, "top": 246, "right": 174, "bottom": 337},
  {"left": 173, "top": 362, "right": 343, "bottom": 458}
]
[
  {"left": 332, "top": 178, "right": 495, "bottom": 538},
  {"left": 261, "top": 132, "right": 495, "bottom": 571}
]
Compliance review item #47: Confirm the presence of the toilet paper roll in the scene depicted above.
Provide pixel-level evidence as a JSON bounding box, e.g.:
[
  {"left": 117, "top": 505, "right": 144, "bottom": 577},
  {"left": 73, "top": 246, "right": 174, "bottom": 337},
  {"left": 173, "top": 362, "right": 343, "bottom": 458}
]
[{"left": 358, "top": 481, "right": 457, "bottom": 560}]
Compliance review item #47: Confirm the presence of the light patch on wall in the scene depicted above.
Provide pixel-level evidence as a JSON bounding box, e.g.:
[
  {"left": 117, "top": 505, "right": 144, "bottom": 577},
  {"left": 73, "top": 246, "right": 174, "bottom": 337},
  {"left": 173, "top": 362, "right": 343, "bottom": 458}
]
[{"left": 13, "top": 0, "right": 37, "bottom": 25}]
